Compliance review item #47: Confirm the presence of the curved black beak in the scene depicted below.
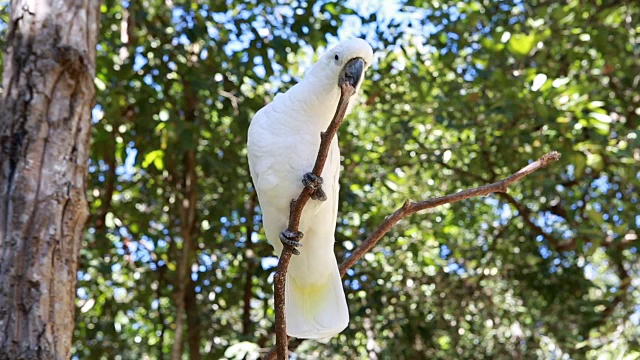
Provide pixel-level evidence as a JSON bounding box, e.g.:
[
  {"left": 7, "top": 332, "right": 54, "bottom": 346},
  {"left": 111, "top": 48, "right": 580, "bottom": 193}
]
[{"left": 339, "top": 57, "right": 365, "bottom": 88}]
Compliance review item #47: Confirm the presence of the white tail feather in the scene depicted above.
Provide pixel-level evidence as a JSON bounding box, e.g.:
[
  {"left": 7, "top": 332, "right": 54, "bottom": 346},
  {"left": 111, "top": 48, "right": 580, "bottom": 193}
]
[{"left": 285, "top": 261, "right": 348, "bottom": 340}]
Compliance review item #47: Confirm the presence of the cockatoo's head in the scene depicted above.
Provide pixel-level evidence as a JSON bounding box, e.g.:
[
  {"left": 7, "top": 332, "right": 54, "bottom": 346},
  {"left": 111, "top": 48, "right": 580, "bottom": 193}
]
[
  {"left": 280, "top": 38, "right": 373, "bottom": 124},
  {"left": 323, "top": 38, "right": 374, "bottom": 89},
  {"left": 304, "top": 38, "right": 374, "bottom": 93}
]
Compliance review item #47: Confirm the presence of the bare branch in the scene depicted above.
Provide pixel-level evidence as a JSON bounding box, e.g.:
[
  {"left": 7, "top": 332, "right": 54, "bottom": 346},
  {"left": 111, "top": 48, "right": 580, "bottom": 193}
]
[
  {"left": 264, "top": 151, "right": 562, "bottom": 358},
  {"left": 339, "top": 151, "right": 561, "bottom": 276},
  {"left": 264, "top": 151, "right": 562, "bottom": 359},
  {"left": 273, "top": 83, "right": 356, "bottom": 360}
]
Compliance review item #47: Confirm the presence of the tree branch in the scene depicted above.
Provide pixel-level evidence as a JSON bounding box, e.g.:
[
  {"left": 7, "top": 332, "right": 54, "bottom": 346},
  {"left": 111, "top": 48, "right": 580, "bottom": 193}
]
[
  {"left": 171, "top": 78, "right": 199, "bottom": 360},
  {"left": 436, "top": 157, "right": 582, "bottom": 252},
  {"left": 339, "top": 151, "right": 561, "bottom": 276},
  {"left": 273, "top": 83, "right": 356, "bottom": 360},
  {"left": 265, "top": 152, "right": 562, "bottom": 359}
]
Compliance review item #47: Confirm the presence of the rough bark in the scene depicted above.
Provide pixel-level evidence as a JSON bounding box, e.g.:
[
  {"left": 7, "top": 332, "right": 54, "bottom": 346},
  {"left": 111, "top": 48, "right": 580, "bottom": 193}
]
[{"left": 0, "top": 1, "right": 99, "bottom": 359}]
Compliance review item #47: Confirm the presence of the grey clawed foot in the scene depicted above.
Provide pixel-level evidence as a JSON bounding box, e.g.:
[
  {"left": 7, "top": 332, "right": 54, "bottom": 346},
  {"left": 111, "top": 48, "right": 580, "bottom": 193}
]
[
  {"left": 311, "top": 187, "right": 327, "bottom": 201},
  {"left": 302, "top": 173, "right": 327, "bottom": 201},
  {"left": 279, "top": 230, "right": 304, "bottom": 255},
  {"left": 302, "top": 172, "right": 322, "bottom": 190}
]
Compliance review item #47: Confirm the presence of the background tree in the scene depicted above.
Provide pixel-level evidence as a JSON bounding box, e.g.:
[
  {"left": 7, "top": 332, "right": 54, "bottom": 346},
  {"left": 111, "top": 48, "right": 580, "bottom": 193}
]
[
  {"left": 0, "top": 1, "right": 99, "bottom": 359},
  {"left": 1, "top": 0, "right": 636, "bottom": 359}
]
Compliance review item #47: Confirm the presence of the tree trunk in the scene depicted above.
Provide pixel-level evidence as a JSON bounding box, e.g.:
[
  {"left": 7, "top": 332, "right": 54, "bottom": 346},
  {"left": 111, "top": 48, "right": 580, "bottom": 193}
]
[
  {"left": 0, "top": 1, "right": 99, "bottom": 359},
  {"left": 171, "top": 78, "right": 199, "bottom": 360},
  {"left": 185, "top": 279, "right": 202, "bottom": 360}
]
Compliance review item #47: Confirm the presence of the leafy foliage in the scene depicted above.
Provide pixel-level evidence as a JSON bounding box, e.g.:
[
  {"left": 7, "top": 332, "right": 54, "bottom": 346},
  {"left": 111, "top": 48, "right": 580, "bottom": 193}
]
[{"left": 2, "top": 0, "right": 637, "bottom": 359}]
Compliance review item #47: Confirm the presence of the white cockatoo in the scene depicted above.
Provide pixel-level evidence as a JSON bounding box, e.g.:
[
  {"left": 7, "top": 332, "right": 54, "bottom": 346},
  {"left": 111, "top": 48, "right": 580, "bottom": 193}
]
[{"left": 247, "top": 39, "right": 373, "bottom": 339}]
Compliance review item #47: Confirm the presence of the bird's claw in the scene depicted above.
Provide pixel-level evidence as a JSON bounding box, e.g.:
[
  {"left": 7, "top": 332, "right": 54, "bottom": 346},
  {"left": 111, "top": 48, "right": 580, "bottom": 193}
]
[
  {"left": 311, "top": 187, "right": 327, "bottom": 201},
  {"left": 279, "top": 230, "right": 304, "bottom": 255},
  {"left": 302, "top": 173, "right": 323, "bottom": 190},
  {"left": 302, "top": 173, "right": 327, "bottom": 202}
]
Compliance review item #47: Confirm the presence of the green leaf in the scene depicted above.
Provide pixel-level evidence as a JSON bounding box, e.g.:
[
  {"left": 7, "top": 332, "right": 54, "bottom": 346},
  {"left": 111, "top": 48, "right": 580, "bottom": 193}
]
[
  {"left": 507, "top": 33, "right": 537, "bottom": 56},
  {"left": 589, "top": 112, "right": 611, "bottom": 123},
  {"left": 437, "top": 335, "right": 451, "bottom": 350},
  {"left": 586, "top": 153, "right": 604, "bottom": 172},
  {"left": 94, "top": 77, "right": 106, "bottom": 91},
  {"left": 142, "top": 150, "right": 164, "bottom": 171}
]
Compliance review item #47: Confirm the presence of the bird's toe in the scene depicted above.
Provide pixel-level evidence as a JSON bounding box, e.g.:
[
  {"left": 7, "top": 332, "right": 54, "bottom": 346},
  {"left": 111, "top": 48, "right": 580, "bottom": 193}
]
[{"left": 302, "top": 173, "right": 323, "bottom": 190}]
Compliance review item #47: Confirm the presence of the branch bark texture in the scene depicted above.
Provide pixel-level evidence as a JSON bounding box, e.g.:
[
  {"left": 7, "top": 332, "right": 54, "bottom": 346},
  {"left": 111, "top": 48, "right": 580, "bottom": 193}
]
[{"left": 273, "top": 83, "right": 356, "bottom": 360}]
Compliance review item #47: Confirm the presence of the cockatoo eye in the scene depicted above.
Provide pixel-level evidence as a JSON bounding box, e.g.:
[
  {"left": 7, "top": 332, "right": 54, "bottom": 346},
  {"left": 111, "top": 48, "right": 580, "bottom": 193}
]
[{"left": 334, "top": 53, "right": 341, "bottom": 64}]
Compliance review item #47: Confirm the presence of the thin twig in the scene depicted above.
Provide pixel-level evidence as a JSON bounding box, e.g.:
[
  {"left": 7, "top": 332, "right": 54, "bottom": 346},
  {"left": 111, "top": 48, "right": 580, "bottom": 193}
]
[
  {"left": 338, "top": 151, "right": 561, "bottom": 276},
  {"left": 273, "top": 83, "right": 356, "bottom": 360}
]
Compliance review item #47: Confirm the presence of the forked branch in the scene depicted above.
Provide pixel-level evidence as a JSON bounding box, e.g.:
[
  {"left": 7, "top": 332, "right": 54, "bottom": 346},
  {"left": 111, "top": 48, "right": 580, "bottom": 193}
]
[
  {"left": 266, "top": 150, "right": 561, "bottom": 359},
  {"left": 269, "top": 81, "right": 561, "bottom": 359}
]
